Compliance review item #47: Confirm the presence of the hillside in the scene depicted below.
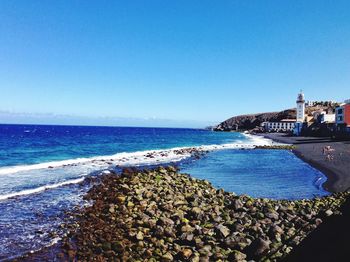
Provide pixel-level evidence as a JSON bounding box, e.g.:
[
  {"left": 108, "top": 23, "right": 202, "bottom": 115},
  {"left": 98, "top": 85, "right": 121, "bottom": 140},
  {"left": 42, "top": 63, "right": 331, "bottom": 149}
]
[
  {"left": 214, "top": 109, "right": 296, "bottom": 131},
  {"left": 214, "top": 103, "right": 338, "bottom": 132}
]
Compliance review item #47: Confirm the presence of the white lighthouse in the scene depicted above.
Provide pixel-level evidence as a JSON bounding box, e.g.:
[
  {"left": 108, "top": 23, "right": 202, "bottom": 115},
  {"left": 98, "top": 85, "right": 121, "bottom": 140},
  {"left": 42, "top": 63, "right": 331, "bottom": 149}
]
[
  {"left": 296, "top": 91, "right": 305, "bottom": 122},
  {"left": 294, "top": 91, "right": 305, "bottom": 136}
]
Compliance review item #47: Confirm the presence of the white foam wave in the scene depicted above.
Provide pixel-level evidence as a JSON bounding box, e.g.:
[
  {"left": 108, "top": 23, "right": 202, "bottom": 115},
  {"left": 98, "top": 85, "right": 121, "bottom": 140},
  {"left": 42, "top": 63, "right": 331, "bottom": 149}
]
[
  {"left": 0, "top": 177, "right": 85, "bottom": 201},
  {"left": 0, "top": 134, "right": 274, "bottom": 176},
  {"left": 0, "top": 134, "right": 277, "bottom": 201}
]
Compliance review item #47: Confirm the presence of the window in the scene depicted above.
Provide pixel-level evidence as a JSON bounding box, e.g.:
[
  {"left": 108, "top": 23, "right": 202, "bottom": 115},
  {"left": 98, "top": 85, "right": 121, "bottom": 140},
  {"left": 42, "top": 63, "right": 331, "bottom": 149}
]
[
  {"left": 338, "top": 108, "right": 343, "bottom": 115},
  {"left": 338, "top": 116, "right": 343, "bottom": 121}
]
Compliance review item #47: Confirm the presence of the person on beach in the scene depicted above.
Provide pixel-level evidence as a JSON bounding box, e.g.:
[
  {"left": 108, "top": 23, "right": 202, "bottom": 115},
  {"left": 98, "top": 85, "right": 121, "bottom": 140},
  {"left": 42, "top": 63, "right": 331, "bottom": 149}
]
[
  {"left": 323, "top": 146, "right": 335, "bottom": 157},
  {"left": 325, "top": 153, "right": 334, "bottom": 161}
]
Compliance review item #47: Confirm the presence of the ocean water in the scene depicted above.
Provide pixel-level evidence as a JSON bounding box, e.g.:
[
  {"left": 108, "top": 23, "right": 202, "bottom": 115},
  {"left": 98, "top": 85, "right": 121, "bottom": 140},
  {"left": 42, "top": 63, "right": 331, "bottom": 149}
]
[
  {"left": 180, "top": 149, "right": 329, "bottom": 199},
  {"left": 0, "top": 124, "right": 244, "bottom": 167},
  {"left": 0, "top": 124, "right": 328, "bottom": 260}
]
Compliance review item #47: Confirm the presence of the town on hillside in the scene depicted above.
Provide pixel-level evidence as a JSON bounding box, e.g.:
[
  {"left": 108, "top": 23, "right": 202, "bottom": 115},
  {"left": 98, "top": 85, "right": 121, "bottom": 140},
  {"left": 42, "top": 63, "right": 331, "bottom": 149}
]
[{"left": 215, "top": 91, "right": 350, "bottom": 140}]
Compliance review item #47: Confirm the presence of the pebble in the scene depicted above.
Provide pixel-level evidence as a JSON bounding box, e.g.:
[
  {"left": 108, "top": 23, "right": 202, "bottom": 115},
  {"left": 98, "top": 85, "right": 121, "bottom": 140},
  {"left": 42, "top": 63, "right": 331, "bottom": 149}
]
[{"left": 57, "top": 166, "right": 349, "bottom": 261}]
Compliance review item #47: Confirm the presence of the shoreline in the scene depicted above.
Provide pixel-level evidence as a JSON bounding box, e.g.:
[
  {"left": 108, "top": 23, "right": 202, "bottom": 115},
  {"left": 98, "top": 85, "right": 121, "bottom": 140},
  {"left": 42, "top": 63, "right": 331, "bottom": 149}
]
[
  {"left": 13, "top": 135, "right": 348, "bottom": 261},
  {"left": 22, "top": 167, "right": 348, "bottom": 261},
  {"left": 0, "top": 135, "right": 275, "bottom": 202},
  {"left": 0, "top": 135, "right": 271, "bottom": 176},
  {"left": 3, "top": 134, "right": 334, "bottom": 260},
  {"left": 259, "top": 133, "right": 350, "bottom": 193}
]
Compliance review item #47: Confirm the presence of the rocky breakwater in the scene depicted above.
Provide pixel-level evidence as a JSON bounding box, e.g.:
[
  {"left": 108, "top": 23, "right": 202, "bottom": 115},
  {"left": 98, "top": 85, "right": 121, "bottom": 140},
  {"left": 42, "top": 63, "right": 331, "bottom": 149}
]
[
  {"left": 254, "top": 145, "right": 296, "bottom": 150},
  {"left": 59, "top": 167, "right": 349, "bottom": 261}
]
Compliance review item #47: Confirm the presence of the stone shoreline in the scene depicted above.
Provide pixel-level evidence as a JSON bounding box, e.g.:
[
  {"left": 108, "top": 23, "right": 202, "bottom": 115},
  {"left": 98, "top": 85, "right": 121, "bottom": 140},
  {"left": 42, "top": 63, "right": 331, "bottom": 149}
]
[{"left": 31, "top": 166, "right": 349, "bottom": 262}]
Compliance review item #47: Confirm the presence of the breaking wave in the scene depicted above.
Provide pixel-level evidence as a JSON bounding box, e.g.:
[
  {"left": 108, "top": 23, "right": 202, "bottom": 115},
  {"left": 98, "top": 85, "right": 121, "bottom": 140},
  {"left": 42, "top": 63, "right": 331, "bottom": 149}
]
[{"left": 0, "top": 134, "right": 274, "bottom": 201}]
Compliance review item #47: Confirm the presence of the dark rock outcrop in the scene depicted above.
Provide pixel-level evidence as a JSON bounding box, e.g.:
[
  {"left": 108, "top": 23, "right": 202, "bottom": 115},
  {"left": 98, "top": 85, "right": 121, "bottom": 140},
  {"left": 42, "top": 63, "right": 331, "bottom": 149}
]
[{"left": 214, "top": 109, "right": 296, "bottom": 131}]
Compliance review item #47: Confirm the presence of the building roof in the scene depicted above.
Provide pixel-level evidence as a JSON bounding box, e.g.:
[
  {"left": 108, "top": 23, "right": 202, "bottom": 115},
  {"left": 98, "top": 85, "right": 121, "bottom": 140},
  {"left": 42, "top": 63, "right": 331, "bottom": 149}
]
[{"left": 280, "top": 119, "right": 297, "bottom": 122}]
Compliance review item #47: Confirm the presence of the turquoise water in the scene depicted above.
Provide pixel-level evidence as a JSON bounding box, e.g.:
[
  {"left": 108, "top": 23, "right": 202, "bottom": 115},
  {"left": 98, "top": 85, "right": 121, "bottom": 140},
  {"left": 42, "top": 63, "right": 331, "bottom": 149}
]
[
  {"left": 180, "top": 149, "right": 329, "bottom": 200},
  {"left": 0, "top": 124, "right": 328, "bottom": 260}
]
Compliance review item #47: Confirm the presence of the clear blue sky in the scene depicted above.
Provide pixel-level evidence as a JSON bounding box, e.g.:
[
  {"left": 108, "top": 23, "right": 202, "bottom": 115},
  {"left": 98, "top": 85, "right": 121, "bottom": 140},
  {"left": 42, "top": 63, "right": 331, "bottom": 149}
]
[{"left": 0, "top": 1, "right": 349, "bottom": 127}]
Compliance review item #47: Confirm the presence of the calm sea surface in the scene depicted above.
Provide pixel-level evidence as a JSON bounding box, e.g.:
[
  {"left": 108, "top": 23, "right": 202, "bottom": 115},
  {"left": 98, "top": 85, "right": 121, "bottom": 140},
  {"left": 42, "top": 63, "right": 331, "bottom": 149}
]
[{"left": 0, "top": 124, "right": 328, "bottom": 259}]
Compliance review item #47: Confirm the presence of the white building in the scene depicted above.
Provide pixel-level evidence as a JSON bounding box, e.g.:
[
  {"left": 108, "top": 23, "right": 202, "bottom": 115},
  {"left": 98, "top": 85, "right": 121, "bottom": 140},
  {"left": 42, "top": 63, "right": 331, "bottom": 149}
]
[
  {"left": 263, "top": 119, "right": 296, "bottom": 132},
  {"left": 318, "top": 112, "right": 335, "bottom": 124},
  {"left": 296, "top": 92, "right": 305, "bottom": 122},
  {"left": 335, "top": 99, "right": 350, "bottom": 133},
  {"left": 294, "top": 91, "right": 306, "bottom": 136},
  {"left": 306, "top": 100, "right": 315, "bottom": 107}
]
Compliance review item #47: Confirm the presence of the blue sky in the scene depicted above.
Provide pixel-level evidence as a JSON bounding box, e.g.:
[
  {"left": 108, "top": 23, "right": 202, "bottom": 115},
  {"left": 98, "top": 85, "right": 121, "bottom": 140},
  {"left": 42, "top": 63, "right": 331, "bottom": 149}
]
[{"left": 0, "top": 1, "right": 349, "bottom": 127}]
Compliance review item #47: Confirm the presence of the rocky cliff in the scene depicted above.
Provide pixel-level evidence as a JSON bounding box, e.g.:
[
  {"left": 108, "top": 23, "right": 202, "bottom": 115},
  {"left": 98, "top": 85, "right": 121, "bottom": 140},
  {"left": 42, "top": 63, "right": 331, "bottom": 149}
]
[{"left": 214, "top": 109, "right": 296, "bottom": 131}]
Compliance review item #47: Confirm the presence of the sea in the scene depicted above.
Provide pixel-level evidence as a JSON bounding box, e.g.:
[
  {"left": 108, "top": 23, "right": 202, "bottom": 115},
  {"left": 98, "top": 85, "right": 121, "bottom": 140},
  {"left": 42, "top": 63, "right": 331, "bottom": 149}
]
[{"left": 0, "top": 124, "right": 329, "bottom": 260}]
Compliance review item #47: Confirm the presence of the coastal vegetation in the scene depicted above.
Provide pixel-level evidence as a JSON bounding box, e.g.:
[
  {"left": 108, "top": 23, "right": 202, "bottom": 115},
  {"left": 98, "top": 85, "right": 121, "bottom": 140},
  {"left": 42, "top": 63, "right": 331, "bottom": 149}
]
[{"left": 56, "top": 166, "right": 349, "bottom": 261}]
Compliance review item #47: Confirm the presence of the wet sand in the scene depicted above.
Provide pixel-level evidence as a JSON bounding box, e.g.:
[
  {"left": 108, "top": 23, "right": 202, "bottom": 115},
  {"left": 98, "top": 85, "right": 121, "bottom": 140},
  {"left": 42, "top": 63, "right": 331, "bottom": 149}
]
[{"left": 261, "top": 133, "right": 350, "bottom": 193}]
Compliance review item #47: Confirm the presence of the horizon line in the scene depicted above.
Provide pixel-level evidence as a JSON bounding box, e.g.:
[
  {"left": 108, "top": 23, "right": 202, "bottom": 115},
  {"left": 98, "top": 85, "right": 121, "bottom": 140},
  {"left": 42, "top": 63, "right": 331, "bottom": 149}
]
[{"left": 0, "top": 122, "right": 211, "bottom": 130}]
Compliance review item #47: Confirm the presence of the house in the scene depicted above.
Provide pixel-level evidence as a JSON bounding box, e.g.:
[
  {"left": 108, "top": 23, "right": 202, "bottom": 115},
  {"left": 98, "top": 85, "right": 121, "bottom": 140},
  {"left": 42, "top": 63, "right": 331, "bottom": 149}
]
[
  {"left": 305, "top": 100, "right": 316, "bottom": 107},
  {"left": 335, "top": 100, "right": 350, "bottom": 134},
  {"left": 318, "top": 112, "right": 335, "bottom": 124},
  {"left": 263, "top": 119, "right": 296, "bottom": 132}
]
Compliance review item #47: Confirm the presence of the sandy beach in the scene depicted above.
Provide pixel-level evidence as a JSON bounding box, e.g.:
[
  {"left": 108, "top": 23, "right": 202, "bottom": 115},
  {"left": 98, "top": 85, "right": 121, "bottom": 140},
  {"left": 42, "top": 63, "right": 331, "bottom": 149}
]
[{"left": 261, "top": 133, "right": 350, "bottom": 193}]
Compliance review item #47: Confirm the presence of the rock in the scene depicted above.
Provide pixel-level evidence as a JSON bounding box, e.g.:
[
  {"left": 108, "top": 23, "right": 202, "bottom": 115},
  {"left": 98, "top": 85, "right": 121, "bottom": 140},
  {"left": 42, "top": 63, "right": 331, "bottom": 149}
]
[
  {"left": 190, "top": 207, "right": 203, "bottom": 219},
  {"left": 266, "top": 211, "right": 279, "bottom": 220},
  {"left": 233, "top": 199, "right": 244, "bottom": 210},
  {"left": 127, "top": 201, "right": 135, "bottom": 207},
  {"left": 181, "top": 224, "right": 194, "bottom": 233},
  {"left": 315, "top": 218, "right": 323, "bottom": 225},
  {"left": 159, "top": 217, "right": 175, "bottom": 226},
  {"left": 116, "top": 196, "right": 126, "bottom": 203},
  {"left": 216, "top": 224, "right": 230, "bottom": 238},
  {"left": 162, "top": 252, "right": 174, "bottom": 261},
  {"left": 102, "top": 242, "right": 111, "bottom": 251},
  {"left": 228, "top": 250, "right": 247, "bottom": 261},
  {"left": 325, "top": 209, "right": 333, "bottom": 216},
  {"left": 245, "top": 200, "right": 253, "bottom": 207},
  {"left": 215, "top": 109, "right": 297, "bottom": 131},
  {"left": 199, "top": 256, "right": 210, "bottom": 262},
  {"left": 57, "top": 166, "right": 350, "bottom": 261},
  {"left": 112, "top": 241, "right": 124, "bottom": 252},
  {"left": 191, "top": 254, "right": 200, "bottom": 262},
  {"left": 252, "top": 238, "right": 270, "bottom": 256},
  {"left": 159, "top": 167, "right": 167, "bottom": 174},
  {"left": 181, "top": 248, "right": 193, "bottom": 259},
  {"left": 155, "top": 226, "right": 165, "bottom": 237},
  {"left": 136, "top": 231, "right": 144, "bottom": 240},
  {"left": 224, "top": 237, "right": 237, "bottom": 249},
  {"left": 270, "top": 225, "right": 283, "bottom": 235},
  {"left": 164, "top": 227, "right": 176, "bottom": 238},
  {"left": 167, "top": 166, "right": 177, "bottom": 172},
  {"left": 199, "top": 245, "right": 212, "bottom": 256},
  {"left": 194, "top": 237, "right": 204, "bottom": 248},
  {"left": 181, "top": 233, "right": 194, "bottom": 242}
]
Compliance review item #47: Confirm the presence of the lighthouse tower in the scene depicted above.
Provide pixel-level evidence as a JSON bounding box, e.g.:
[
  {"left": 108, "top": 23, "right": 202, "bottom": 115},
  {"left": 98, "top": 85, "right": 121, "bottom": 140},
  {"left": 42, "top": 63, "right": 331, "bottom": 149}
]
[
  {"left": 296, "top": 91, "right": 305, "bottom": 122},
  {"left": 294, "top": 91, "right": 305, "bottom": 136}
]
